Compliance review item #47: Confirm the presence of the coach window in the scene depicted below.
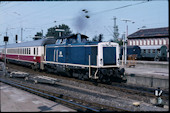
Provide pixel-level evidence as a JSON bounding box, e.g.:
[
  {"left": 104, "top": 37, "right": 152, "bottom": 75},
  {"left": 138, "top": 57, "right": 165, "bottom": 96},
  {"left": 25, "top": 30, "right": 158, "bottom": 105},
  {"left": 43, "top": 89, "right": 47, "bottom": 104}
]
[
  {"left": 26, "top": 48, "right": 27, "bottom": 54},
  {"left": 29, "top": 48, "right": 30, "bottom": 54},
  {"left": 25, "top": 48, "right": 27, "bottom": 54},
  {"left": 153, "top": 49, "right": 155, "bottom": 53},
  {"left": 143, "top": 49, "right": 146, "bottom": 54},
  {"left": 148, "top": 49, "right": 150, "bottom": 53},
  {"left": 34, "top": 48, "right": 35, "bottom": 55},
  {"left": 157, "top": 49, "right": 161, "bottom": 54},
  {"left": 37, "top": 48, "right": 38, "bottom": 55}
]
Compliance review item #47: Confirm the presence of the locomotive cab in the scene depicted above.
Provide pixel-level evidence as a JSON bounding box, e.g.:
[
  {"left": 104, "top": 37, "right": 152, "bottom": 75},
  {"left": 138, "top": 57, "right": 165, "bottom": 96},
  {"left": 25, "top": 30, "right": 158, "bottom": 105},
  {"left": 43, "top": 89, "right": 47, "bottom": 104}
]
[{"left": 55, "top": 33, "right": 88, "bottom": 45}]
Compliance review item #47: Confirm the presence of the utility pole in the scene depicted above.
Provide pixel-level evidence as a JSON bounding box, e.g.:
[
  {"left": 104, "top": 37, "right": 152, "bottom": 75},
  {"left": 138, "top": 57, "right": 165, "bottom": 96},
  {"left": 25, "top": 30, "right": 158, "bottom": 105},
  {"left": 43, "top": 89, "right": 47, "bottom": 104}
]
[
  {"left": 121, "top": 19, "right": 135, "bottom": 65},
  {"left": 122, "top": 33, "right": 125, "bottom": 66},
  {"left": 4, "top": 36, "right": 8, "bottom": 76},
  {"left": 113, "top": 17, "right": 119, "bottom": 41},
  {"left": 21, "top": 28, "right": 23, "bottom": 42},
  {"left": 41, "top": 29, "right": 43, "bottom": 37}
]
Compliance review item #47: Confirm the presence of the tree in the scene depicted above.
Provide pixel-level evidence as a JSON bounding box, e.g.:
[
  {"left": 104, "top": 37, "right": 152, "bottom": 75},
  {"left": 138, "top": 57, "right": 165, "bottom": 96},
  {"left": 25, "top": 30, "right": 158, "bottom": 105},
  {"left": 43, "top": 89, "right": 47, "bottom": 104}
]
[
  {"left": 46, "top": 24, "right": 72, "bottom": 39},
  {"left": 92, "top": 34, "right": 104, "bottom": 42},
  {"left": 33, "top": 32, "right": 43, "bottom": 40},
  {"left": 35, "top": 32, "right": 43, "bottom": 37}
]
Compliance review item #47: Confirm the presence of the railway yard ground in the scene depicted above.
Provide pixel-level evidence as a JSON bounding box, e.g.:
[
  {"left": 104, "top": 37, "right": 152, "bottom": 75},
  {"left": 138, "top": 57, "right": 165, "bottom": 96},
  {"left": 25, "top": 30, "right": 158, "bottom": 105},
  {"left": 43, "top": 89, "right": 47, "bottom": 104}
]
[{"left": 0, "top": 61, "right": 169, "bottom": 112}]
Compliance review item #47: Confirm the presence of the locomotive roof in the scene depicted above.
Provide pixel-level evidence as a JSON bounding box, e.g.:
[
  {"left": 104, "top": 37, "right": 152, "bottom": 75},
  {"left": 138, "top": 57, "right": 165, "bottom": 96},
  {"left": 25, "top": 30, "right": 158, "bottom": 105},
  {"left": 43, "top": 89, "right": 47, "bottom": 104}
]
[
  {"left": 59, "top": 34, "right": 89, "bottom": 39},
  {"left": 4, "top": 38, "right": 56, "bottom": 48}
]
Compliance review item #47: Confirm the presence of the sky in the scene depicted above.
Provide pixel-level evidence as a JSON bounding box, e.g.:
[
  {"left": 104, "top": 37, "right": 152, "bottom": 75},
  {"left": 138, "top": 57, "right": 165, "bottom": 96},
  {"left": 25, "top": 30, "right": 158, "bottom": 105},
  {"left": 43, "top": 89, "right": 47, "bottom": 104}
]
[{"left": 0, "top": 0, "right": 169, "bottom": 46}]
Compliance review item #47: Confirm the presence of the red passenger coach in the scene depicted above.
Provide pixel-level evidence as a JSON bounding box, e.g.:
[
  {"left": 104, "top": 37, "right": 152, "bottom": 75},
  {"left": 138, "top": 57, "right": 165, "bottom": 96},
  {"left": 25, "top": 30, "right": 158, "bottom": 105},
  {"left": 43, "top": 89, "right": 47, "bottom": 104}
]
[{"left": 0, "top": 38, "right": 56, "bottom": 70}]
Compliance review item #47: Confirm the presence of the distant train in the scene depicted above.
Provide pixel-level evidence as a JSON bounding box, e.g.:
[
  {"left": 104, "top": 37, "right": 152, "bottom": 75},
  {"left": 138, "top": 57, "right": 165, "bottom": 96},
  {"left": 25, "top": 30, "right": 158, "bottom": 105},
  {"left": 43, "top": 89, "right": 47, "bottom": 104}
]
[
  {"left": 119, "top": 45, "right": 168, "bottom": 61},
  {"left": 0, "top": 33, "right": 126, "bottom": 83},
  {"left": 120, "top": 46, "right": 141, "bottom": 60}
]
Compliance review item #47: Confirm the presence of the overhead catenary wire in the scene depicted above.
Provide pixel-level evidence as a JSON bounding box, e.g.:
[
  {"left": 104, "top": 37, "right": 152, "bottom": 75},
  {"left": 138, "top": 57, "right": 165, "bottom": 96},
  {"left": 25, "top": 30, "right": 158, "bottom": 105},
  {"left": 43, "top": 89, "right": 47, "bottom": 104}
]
[{"left": 0, "top": 0, "right": 151, "bottom": 42}]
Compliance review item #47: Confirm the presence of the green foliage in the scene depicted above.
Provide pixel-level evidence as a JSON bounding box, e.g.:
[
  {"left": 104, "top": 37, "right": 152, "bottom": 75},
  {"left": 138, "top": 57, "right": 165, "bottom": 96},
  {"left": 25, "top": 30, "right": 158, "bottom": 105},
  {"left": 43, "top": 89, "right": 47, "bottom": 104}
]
[
  {"left": 35, "top": 32, "right": 43, "bottom": 37},
  {"left": 46, "top": 24, "right": 72, "bottom": 39},
  {"left": 92, "top": 34, "right": 104, "bottom": 42}
]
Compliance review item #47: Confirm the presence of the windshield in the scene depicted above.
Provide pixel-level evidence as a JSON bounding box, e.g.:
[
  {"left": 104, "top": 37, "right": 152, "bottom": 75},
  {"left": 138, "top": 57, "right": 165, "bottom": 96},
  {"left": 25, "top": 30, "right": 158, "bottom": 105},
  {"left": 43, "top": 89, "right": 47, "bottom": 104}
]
[
  {"left": 56, "top": 39, "right": 62, "bottom": 44},
  {"left": 61, "top": 39, "right": 66, "bottom": 44}
]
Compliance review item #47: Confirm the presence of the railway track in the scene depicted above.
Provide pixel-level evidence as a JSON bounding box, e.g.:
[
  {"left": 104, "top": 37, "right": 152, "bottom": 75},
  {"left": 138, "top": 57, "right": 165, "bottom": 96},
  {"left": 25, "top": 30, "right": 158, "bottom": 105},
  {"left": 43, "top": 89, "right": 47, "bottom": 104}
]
[
  {"left": 0, "top": 78, "right": 130, "bottom": 112},
  {"left": 4, "top": 63, "right": 169, "bottom": 106}
]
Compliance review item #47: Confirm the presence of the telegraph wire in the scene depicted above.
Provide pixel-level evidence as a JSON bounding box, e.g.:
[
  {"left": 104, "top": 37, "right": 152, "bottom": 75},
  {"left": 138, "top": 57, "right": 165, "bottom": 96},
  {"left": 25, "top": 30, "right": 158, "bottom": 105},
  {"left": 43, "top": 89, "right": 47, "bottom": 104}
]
[
  {"left": 0, "top": 2, "right": 24, "bottom": 16},
  {"left": 90, "top": 1, "right": 149, "bottom": 16}
]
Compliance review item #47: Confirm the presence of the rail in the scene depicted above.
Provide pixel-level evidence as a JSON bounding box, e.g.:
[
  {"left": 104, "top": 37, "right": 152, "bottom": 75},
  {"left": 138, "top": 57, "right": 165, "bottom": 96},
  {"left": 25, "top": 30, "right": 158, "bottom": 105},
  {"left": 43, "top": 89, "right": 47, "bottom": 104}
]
[{"left": 0, "top": 78, "right": 130, "bottom": 112}]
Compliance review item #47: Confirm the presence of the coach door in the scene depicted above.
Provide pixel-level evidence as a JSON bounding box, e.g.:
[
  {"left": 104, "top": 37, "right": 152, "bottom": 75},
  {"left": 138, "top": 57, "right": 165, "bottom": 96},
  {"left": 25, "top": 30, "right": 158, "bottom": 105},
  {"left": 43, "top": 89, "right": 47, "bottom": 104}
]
[{"left": 54, "top": 49, "right": 59, "bottom": 62}]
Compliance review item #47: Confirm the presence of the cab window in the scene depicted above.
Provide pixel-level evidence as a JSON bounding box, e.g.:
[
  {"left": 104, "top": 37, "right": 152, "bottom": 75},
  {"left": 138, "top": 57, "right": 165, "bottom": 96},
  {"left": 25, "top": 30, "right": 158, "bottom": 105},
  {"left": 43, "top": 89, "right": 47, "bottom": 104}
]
[{"left": 56, "top": 39, "right": 62, "bottom": 44}]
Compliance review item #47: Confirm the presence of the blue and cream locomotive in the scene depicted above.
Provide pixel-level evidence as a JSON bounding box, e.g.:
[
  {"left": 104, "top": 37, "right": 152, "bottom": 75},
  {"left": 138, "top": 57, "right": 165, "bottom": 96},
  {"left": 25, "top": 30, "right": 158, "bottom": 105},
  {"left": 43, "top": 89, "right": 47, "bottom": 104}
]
[{"left": 43, "top": 34, "right": 126, "bottom": 83}]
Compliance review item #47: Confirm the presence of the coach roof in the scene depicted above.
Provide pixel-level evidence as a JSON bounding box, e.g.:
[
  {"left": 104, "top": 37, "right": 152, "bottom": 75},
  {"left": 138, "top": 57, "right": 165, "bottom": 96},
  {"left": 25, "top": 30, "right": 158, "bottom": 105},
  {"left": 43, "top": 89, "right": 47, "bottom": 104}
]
[{"left": 5, "top": 38, "right": 56, "bottom": 48}]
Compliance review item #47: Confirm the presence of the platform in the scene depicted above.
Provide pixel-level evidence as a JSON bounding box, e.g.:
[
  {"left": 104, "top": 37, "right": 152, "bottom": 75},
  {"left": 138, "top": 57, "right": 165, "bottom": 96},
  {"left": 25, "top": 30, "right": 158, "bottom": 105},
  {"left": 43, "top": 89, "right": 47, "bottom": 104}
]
[
  {"left": 121, "top": 61, "right": 169, "bottom": 89},
  {"left": 0, "top": 82, "right": 75, "bottom": 112}
]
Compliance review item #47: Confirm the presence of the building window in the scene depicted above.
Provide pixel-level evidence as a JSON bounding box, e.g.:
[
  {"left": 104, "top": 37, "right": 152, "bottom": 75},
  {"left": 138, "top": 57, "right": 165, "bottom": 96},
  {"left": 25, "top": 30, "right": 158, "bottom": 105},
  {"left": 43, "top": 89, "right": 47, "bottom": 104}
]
[
  {"left": 155, "top": 39, "right": 158, "bottom": 45},
  {"left": 136, "top": 40, "right": 139, "bottom": 45},
  {"left": 133, "top": 40, "right": 135, "bottom": 45},
  {"left": 140, "top": 40, "right": 142, "bottom": 45},
  {"left": 151, "top": 40, "right": 154, "bottom": 45},
  {"left": 163, "top": 39, "right": 166, "bottom": 45},
  {"left": 37, "top": 48, "right": 38, "bottom": 55},
  {"left": 159, "top": 39, "right": 162, "bottom": 45},
  {"left": 143, "top": 40, "right": 146, "bottom": 45},
  {"left": 129, "top": 41, "right": 132, "bottom": 45},
  {"left": 147, "top": 40, "right": 150, "bottom": 45}
]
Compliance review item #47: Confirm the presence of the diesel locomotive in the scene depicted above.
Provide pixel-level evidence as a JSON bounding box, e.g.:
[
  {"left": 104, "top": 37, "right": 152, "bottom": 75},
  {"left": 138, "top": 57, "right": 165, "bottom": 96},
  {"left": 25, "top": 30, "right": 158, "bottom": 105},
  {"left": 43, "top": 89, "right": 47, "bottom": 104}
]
[{"left": 0, "top": 33, "right": 126, "bottom": 83}]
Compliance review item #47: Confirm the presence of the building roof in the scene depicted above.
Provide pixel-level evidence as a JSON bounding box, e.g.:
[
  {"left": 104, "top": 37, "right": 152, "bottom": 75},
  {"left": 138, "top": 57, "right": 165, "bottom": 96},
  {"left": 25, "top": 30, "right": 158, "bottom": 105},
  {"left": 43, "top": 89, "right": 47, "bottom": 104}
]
[{"left": 127, "top": 27, "right": 169, "bottom": 39}]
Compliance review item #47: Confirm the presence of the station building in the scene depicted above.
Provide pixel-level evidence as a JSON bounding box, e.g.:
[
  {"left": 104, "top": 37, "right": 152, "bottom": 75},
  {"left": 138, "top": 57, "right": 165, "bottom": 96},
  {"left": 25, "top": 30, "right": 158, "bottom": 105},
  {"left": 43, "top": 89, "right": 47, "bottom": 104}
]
[{"left": 127, "top": 27, "right": 169, "bottom": 49}]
